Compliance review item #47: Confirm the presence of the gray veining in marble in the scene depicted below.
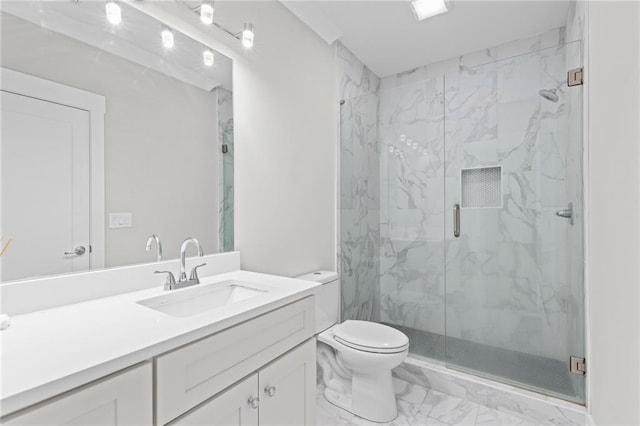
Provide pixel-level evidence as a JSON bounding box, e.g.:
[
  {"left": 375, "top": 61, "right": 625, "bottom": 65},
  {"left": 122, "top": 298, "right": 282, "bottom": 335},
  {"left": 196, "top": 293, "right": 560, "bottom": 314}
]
[
  {"left": 317, "top": 356, "right": 586, "bottom": 425},
  {"left": 217, "top": 87, "right": 234, "bottom": 252}
]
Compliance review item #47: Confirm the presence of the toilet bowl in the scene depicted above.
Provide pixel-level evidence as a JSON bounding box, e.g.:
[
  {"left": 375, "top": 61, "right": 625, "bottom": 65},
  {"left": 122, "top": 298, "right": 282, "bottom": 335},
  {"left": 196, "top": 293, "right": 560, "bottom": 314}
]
[
  {"left": 296, "top": 271, "right": 410, "bottom": 423},
  {"left": 318, "top": 320, "right": 409, "bottom": 422}
]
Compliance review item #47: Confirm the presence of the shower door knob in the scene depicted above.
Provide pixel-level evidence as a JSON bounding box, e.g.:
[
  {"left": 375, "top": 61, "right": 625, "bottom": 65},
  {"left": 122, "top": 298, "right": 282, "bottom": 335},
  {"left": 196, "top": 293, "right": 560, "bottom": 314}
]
[{"left": 64, "top": 246, "right": 86, "bottom": 256}]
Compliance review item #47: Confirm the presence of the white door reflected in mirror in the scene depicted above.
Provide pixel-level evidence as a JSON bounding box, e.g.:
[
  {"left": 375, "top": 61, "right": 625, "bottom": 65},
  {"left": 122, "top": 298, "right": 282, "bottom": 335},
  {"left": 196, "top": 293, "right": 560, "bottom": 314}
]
[{"left": 1, "top": 91, "right": 91, "bottom": 281}]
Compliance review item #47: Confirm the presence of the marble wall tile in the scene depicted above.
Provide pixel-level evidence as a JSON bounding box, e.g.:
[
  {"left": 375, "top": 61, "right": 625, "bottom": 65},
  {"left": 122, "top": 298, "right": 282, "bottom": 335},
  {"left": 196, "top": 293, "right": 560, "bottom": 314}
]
[
  {"left": 337, "top": 42, "right": 380, "bottom": 102},
  {"left": 337, "top": 44, "right": 381, "bottom": 322},
  {"left": 216, "top": 87, "right": 234, "bottom": 252}
]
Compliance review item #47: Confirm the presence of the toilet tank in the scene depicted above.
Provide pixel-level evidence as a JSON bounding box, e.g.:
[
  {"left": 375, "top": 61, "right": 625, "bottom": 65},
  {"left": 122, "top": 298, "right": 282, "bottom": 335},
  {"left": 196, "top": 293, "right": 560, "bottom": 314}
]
[{"left": 296, "top": 271, "right": 340, "bottom": 334}]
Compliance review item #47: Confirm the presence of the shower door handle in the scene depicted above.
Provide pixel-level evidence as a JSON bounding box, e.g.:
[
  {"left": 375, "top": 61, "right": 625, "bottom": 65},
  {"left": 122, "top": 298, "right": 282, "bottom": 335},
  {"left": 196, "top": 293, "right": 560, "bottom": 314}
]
[{"left": 453, "top": 204, "right": 460, "bottom": 238}]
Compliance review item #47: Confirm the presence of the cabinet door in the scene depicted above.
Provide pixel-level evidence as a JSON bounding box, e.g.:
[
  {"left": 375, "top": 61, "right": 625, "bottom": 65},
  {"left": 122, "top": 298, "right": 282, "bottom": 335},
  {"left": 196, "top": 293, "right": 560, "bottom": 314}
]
[
  {"left": 3, "top": 363, "right": 152, "bottom": 426},
  {"left": 258, "top": 339, "right": 316, "bottom": 426},
  {"left": 170, "top": 374, "right": 258, "bottom": 426}
]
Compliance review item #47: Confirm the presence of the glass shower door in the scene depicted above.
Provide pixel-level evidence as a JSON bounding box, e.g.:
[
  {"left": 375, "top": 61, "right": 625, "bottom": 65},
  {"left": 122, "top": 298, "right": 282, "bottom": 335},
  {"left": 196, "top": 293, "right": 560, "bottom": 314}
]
[{"left": 443, "top": 42, "right": 585, "bottom": 403}]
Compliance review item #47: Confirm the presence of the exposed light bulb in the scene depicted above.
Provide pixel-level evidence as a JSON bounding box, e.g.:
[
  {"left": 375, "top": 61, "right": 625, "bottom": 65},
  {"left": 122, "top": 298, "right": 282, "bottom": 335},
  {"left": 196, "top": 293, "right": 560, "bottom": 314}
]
[
  {"left": 412, "top": 142, "right": 418, "bottom": 149},
  {"left": 161, "top": 26, "right": 174, "bottom": 49},
  {"left": 105, "top": 1, "right": 121, "bottom": 25},
  {"left": 203, "top": 49, "right": 215, "bottom": 66},
  {"left": 241, "top": 23, "right": 254, "bottom": 48},
  {"left": 400, "top": 134, "right": 407, "bottom": 142},
  {"left": 200, "top": 1, "right": 214, "bottom": 25},
  {"left": 388, "top": 146, "right": 394, "bottom": 153},
  {"left": 407, "top": 138, "right": 413, "bottom": 146}
]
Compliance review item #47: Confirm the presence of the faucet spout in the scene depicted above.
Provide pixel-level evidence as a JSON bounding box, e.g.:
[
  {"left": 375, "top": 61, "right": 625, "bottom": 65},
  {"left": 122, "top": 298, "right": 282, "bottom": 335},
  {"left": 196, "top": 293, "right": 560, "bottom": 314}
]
[
  {"left": 179, "top": 237, "right": 203, "bottom": 281},
  {"left": 145, "top": 234, "right": 163, "bottom": 261}
]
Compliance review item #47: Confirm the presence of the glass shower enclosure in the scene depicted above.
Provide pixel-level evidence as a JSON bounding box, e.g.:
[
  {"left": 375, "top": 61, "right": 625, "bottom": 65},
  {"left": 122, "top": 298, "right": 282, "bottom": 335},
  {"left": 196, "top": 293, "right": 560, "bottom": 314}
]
[{"left": 339, "top": 41, "right": 585, "bottom": 403}]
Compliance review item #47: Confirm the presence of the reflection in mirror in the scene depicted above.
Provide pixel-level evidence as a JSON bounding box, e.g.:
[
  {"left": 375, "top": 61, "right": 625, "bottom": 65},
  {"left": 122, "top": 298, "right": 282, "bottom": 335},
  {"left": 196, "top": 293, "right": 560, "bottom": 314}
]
[{"left": 0, "top": 1, "right": 234, "bottom": 282}]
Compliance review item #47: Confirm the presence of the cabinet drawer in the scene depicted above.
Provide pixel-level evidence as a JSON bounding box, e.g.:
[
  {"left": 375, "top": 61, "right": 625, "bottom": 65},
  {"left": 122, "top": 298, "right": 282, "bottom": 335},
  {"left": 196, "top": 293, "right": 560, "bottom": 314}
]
[
  {"left": 156, "top": 296, "right": 314, "bottom": 425},
  {"left": 2, "top": 363, "right": 152, "bottom": 426}
]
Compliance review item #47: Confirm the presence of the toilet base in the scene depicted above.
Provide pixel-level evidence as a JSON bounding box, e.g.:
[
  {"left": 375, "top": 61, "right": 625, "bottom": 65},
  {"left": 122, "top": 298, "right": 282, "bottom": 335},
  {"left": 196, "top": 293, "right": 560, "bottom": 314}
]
[{"left": 324, "top": 369, "right": 398, "bottom": 423}]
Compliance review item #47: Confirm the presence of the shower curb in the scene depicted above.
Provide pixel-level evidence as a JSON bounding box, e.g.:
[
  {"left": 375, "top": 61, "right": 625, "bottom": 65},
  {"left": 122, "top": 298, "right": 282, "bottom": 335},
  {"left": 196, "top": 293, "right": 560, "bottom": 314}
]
[{"left": 393, "top": 357, "right": 587, "bottom": 425}]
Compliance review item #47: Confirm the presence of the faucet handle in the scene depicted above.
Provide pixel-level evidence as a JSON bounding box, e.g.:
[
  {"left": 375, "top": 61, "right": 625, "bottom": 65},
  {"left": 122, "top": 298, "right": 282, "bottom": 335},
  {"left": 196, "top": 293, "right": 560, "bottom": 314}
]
[
  {"left": 155, "top": 270, "right": 176, "bottom": 286},
  {"left": 189, "top": 263, "right": 207, "bottom": 282}
]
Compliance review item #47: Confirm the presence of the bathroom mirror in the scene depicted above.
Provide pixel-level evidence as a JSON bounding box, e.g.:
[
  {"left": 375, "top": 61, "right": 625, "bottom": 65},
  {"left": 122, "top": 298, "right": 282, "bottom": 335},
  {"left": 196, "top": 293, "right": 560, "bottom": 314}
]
[{"left": 0, "top": 1, "right": 234, "bottom": 283}]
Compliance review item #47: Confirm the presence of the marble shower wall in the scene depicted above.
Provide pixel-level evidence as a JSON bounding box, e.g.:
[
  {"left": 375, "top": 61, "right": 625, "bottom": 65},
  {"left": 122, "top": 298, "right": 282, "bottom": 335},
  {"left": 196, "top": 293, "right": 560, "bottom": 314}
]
[
  {"left": 217, "top": 87, "right": 234, "bottom": 252},
  {"left": 378, "top": 26, "right": 585, "bottom": 364},
  {"left": 337, "top": 43, "right": 381, "bottom": 321},
  {"left": 378, "top": 77, "right": 446, "bottom": 342}
]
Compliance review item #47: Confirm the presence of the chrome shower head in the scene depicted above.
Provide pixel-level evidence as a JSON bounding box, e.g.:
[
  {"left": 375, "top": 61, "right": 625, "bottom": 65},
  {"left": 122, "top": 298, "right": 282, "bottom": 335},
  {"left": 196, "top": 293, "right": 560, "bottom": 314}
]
[{"left": 539, "top": 88, "right": 559, "bottom": 103}]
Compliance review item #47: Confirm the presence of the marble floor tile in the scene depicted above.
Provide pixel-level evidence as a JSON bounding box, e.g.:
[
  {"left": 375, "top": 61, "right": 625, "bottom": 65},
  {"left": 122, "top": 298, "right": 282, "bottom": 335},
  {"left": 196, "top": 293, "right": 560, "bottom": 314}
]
[{"left": 316, "top": 383, "right": 579, "bottom": 425}]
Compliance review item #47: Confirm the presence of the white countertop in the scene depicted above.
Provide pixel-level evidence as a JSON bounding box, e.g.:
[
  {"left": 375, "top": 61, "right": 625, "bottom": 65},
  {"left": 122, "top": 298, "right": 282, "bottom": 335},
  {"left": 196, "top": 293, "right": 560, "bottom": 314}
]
[{"left": 0, "top": 270, "right": 319, "bottom": 416}]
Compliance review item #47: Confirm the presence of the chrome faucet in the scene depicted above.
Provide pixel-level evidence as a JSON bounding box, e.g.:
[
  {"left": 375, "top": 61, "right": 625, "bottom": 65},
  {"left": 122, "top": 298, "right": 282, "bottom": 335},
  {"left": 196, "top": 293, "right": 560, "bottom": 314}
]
[
  {"left": 145, "top": 234, "right": 163, "bottom": 261},
  {"left": 180, "top": 237, "right": 204, "bottom": 281},
  {"left": 155, "top": 237, "right": 206, "bottom": 291}
]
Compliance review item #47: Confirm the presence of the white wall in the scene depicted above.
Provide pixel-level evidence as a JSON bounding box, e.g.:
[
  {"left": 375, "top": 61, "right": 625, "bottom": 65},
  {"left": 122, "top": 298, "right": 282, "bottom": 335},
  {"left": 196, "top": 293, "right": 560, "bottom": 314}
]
[
  {"left": 1, "top": 12, "right": 219, "bottom": 267},
  {"left": 126, "top": 1, "right": 337, "bottom": 277},
  {"left": 230, "top": 2, "right": 336, "bottom": 276},
  {"left": 587, "top": 1, "right": 640, "bottom": 424}
]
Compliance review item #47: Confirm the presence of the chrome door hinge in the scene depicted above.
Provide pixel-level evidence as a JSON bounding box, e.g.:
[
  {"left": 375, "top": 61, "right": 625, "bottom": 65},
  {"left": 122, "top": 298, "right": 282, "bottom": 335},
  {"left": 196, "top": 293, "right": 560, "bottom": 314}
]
[
  {"left": 567, "top": 67, "right": 584, "bottom": 86},
  {"left": 570, "top": 356, "right": 586, "bottom": 375}
]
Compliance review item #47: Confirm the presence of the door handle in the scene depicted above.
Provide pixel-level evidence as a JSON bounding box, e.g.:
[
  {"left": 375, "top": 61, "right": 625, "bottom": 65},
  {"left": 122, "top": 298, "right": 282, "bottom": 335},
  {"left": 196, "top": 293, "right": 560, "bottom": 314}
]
[
  {"left": 453, "top": 204, "right": 460, "bottom": 238},
  {"left": 64, "top": 246, "right": 86, "bottom": 256}
]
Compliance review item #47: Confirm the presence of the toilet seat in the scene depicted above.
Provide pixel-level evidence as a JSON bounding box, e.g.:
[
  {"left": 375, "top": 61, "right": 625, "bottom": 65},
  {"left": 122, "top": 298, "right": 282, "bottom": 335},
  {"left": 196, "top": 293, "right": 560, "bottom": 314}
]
[{"left": 333, "top": 320, "right": 409, "bottom": 354}]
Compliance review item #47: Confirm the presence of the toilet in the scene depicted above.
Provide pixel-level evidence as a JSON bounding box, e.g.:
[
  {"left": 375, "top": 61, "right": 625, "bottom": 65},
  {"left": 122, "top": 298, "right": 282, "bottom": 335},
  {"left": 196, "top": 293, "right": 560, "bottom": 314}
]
[{"left": 297, "top": 271, "right": 409, "bottom": 423}]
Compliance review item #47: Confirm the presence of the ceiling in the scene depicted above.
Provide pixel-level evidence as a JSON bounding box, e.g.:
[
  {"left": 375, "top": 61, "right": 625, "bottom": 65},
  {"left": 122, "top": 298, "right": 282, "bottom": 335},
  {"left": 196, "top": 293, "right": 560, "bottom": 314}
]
[{"left": 282, "top": 0, "right": 571, "bottom": 77}]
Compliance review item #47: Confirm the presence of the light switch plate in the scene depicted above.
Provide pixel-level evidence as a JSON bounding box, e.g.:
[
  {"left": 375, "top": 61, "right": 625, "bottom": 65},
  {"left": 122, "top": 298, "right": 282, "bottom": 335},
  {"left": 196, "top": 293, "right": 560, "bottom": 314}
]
[{"left": 109, "top": 212, "right": 133, "bottom": 228}]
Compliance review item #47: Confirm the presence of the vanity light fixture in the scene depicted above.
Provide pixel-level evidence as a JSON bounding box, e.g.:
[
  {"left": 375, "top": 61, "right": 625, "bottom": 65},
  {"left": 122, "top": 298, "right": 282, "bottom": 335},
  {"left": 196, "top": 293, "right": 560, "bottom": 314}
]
[
  {"left": 203, "top": 49, "right": 215, "bottom": 66},
  {"left": 105, "top": 0, "right": 122, "bottom": 25},
  {"left": 200, "top": 0, "right": 215, "bottom": 25},
  {"left": 161, "top": 25, "right": 175, "bottom": 49},
  {"left": 178, "top": 0, "right": 255, "bottom": 49},
  {"left": 410, "top": 0, "right": 449, "bottom": 21},
  {"left": 241, "top": 23, "right": 254, "bottom": 48}
]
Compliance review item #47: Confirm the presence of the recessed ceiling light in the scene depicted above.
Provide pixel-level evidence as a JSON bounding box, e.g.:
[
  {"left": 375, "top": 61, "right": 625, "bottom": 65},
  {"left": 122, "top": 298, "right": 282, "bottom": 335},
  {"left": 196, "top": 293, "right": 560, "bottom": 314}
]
[{"left": 410, "top": 0, "right": 449, "bottom": 21}]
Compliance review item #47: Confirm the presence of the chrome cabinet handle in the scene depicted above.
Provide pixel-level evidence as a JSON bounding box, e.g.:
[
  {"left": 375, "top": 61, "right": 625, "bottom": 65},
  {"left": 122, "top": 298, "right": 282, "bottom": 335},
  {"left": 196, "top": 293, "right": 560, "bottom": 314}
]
[
  {"left": 64, "top": 246, "right": 86, "bottom": 256},
  {"left": 264, "top": 385, "right": 276, "bottom": 397},
  {"left": 248, "top": 396, "right": 259, "bottom": 409},
  {"left": 453, "top": 204, "right": 461, "bottom": 238}
]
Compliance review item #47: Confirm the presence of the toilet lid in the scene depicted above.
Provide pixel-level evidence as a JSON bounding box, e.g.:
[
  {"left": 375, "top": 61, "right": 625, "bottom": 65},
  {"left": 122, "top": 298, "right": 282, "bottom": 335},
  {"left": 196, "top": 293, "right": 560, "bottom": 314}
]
[{"left": 333, "top": 320, "right": 409, "bottom": 353}]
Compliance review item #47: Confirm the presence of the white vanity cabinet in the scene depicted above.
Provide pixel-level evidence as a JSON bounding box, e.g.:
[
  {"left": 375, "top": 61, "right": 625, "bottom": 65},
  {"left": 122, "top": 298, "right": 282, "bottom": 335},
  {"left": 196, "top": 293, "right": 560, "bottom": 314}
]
[
  {"left": 2, "top": 296, "right": 316, "bottom": 426},
  {"left": 2, "top": 363, "right": 152, "bottom": 425},
  {"left": 170, "top": 339, "right": 315, "bottom": 426},
  {"left": 156, "top": 296, "right": 315, "bottom": 425}
]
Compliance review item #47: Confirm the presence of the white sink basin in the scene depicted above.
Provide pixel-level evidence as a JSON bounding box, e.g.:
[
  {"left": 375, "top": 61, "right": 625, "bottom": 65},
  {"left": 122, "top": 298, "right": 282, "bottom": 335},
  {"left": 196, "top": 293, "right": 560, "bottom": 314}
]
[{"left": 137, "top": 280, "right": 268, "bottom": 317}]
